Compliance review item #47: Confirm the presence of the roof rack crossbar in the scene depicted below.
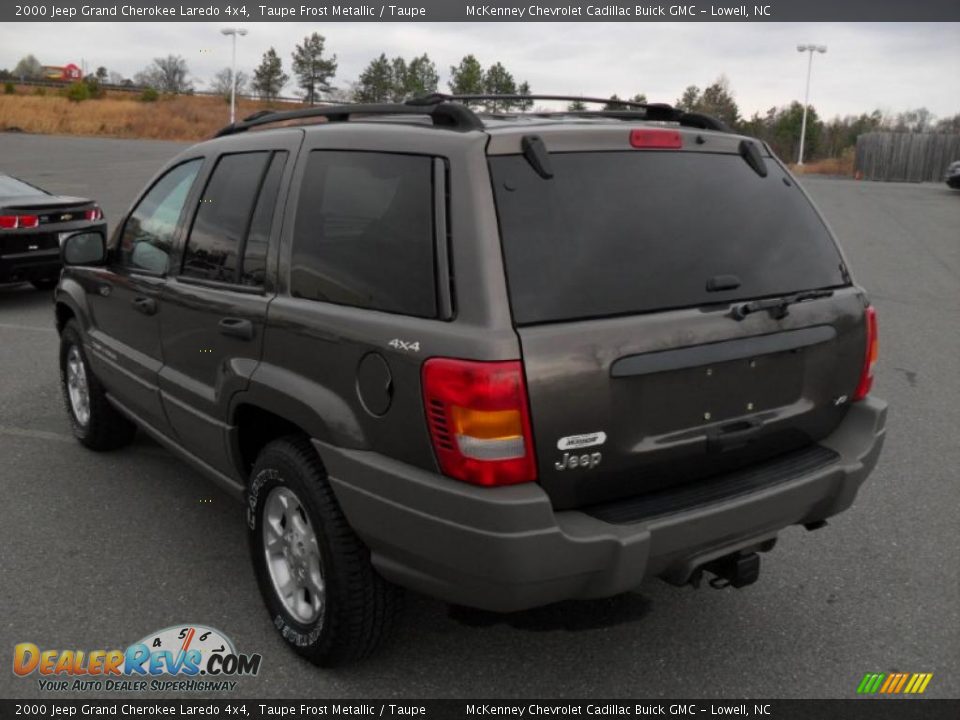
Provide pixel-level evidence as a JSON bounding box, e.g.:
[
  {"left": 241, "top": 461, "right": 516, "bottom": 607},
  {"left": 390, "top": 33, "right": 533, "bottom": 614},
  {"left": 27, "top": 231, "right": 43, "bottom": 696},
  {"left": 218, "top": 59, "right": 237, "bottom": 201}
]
[
  {"left": 214, "top": 101, "right": 484, "bottom": 137},
  {"left": 407, "top": 93, "right": 673, "bottom": 111},
  {"left": 406, "top": 94, "right": 729, "bottom": 132}
]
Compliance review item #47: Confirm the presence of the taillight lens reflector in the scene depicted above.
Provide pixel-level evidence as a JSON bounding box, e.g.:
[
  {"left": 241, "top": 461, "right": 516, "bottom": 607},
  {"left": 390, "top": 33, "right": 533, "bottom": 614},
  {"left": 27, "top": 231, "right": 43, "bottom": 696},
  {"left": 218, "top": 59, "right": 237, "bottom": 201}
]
[
  {"left": 630, "top": 128, "right": 682, "bottom": 149},
  {"left": 422, "top": 358, "right": 537, "bottom": 487},
  {"left": 852, "top": 306, "right": 878, "bottom": 401},
  {"left": 0, "top": 216, "right": 17, "bottom": 229},
  {"left": 85, "top": 207, "right": 103, "bottom": 221}
]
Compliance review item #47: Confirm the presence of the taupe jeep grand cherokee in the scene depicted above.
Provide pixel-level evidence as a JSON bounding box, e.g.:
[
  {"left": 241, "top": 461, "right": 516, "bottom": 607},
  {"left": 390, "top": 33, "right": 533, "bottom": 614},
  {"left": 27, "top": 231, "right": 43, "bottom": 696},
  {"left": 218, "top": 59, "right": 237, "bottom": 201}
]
[{"left": 54, "top": 95, "right": 886, "bottom": 665}]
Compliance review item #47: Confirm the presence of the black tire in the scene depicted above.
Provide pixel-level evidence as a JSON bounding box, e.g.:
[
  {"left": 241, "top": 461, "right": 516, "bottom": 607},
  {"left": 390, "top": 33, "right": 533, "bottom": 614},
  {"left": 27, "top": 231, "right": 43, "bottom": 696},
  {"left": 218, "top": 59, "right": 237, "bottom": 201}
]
[
  {"left": 247, "top": 436, "right": 401, "bottom": 666},
  {"left": 59, "top": 319, "right": 136, "bottom": 451},
  {"left": 31, "top": 277, "right": 58, "bottom": 291}
]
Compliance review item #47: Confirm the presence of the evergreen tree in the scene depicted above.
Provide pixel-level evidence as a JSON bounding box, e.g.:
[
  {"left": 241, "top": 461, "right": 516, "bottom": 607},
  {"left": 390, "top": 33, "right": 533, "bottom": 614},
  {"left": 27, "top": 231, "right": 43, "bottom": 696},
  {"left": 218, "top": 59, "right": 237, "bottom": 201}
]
[
  {"left": 291, "top": 33, "right": 337, "bottom": 104},
  {"left": 405, "top": 54, "right": 439, "bottom": 100},
  {"left": 355, "top": 54, "right": 394, "bottom": 103},
  {"left": 252, "top": 48, "right": 288, "bottom": 102},
  {"left": 676, "top": 85, "right": 700, "bottom": 112},
  {"left": 516, "top": 81, "right": 533, "bottom": 112},
  {"left": 389, "top": 57, "right": 408, "bottom": 102},
  {"left": 603, "top": 94, "right": 626, "bottom": 110},
  {"left": 483, "top": 62, "right": 516, "bottom": 111},
  {"left": 448, "top": 55, "right": 485, "bottom": 107}
]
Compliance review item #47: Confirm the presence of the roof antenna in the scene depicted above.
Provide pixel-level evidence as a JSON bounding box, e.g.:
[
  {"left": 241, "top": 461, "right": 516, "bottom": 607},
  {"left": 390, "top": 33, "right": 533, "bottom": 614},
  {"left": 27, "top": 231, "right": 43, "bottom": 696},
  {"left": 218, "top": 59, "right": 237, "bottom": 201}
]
[{"left": 521, "top": 135, "right": 553, "bottom": 179}]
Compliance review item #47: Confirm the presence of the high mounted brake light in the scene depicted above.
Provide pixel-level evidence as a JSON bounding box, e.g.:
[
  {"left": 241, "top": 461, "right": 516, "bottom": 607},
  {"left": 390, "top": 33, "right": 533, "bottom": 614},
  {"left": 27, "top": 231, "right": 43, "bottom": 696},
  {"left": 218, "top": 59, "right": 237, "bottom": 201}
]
[
  {"left": 852, "top": 306, "right": 878, "bottom": 401},
  {"left": 630, "top": 128, "right": 682, "bottom": 149},
  {"left": 422, "top": 358, "right": 537, "bottom": 487}
]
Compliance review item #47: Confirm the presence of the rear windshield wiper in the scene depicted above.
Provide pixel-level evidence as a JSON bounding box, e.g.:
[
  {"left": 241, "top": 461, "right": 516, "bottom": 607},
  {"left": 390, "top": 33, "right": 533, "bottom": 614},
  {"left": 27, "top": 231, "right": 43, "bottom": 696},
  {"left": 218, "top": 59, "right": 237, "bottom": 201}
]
[{"left": 730, "top": 289, "right": 833, "bottom": 321}]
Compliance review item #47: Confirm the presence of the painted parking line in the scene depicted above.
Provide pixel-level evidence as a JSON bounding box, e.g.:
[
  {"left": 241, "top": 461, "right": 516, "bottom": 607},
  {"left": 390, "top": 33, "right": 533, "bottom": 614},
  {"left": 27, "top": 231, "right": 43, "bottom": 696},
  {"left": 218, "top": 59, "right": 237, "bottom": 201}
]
[
  {"left": 0, "top": 425, "right": 173, "bottom": 459},
  {"left": 0, "top": 426, "right": 75, "bottom": 443},
  {"left": 0, "top": 323, "right": 57, "bottom": 333}
]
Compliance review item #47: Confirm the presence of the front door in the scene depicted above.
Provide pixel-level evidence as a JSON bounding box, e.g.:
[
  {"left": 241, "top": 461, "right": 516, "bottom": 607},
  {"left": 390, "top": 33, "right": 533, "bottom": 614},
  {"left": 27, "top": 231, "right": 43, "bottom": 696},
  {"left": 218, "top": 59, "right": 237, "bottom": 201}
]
[{"left": 84, "top": 158, "right": 204, "bottom": 432}]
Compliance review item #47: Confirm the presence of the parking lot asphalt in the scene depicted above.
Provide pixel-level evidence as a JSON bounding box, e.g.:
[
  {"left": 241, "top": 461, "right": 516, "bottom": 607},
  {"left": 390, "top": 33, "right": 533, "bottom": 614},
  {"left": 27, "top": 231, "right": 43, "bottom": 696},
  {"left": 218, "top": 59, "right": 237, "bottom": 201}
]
[{"left": 0, "top": 133, "right": 958, "bottom": 699}]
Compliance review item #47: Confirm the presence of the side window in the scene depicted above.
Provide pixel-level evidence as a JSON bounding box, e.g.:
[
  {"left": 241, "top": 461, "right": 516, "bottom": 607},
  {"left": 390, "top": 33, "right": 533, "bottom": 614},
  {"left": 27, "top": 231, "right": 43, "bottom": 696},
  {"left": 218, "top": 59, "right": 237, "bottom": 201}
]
[
  {"left": 241, "top": 151, "right": 288, "bottom": 287},
  {"left": 119, "top": 159, "right": 202, "bottom": 274},
  {"left": 182, "top": 152, "right": 269, "bottom": 283},
  {"left": 290, "top": 151, "right": 437, "bottom": 318}
]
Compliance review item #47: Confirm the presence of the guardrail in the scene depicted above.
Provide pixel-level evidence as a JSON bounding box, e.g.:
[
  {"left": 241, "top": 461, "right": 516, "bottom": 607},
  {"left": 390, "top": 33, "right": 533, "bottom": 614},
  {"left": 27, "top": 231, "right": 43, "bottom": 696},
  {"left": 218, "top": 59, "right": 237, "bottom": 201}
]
[{"left": 2, "top": 78, "right": 308, "bottom": 105}]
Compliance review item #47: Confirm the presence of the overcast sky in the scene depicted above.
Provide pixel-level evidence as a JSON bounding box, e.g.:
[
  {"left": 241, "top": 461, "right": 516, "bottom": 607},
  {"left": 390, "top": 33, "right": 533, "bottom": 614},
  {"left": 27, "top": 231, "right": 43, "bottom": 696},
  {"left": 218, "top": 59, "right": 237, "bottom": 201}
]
[{"left": 2, "top": 22, "right": 958, "bottom": 119}]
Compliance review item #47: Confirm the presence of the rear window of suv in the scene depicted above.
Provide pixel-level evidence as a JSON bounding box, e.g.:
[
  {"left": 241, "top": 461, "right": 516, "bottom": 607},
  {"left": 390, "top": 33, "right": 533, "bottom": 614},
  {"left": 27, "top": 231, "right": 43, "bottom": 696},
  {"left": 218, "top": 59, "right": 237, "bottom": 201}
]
[{"left": 490, "top": 150, "right": 848, "bottom": 325}]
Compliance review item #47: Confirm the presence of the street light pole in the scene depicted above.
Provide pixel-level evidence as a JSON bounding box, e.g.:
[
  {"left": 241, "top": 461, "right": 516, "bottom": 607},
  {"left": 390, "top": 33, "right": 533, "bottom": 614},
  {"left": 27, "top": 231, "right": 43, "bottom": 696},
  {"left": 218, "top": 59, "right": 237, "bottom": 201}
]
[
  {"left": 220, "top": 27, "right": 248, "bottom": 125},
  {"left": 796, "top": 43, "right": 827, "bottom": 166}
]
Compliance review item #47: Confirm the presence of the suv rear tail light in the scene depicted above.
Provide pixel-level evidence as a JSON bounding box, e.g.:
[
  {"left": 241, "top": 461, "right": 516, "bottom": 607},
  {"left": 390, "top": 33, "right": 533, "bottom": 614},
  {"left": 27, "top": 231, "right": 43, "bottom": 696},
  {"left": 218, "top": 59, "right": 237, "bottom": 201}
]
[
  {"left": 630, "top": 128, "right": 682, "bottom": 149},
  {"left": 852, "top": 306, "right": 878, "bottom": 401},
  {"left": 422, "top": 358, "right": 537, "bottom": 487},
  {"left": 0, "top": 215, "right": 39, "bottom": 229},
  {"left": 85, "top": 207, "right": 103, "bottom": 221}
]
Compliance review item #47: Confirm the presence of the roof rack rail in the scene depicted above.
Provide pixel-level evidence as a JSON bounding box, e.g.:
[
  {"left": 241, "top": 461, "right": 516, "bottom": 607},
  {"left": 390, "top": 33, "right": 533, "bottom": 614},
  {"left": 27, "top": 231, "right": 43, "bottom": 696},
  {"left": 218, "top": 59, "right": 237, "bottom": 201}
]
[
  {"left": 567, "top": 109, "right": 730, "bottom": 132},
  {"left": 406, "top": 93, "right": 729, "bottom": 132},
  {"left": 213, "top": 101, "right": 484, "bottom": 137}
]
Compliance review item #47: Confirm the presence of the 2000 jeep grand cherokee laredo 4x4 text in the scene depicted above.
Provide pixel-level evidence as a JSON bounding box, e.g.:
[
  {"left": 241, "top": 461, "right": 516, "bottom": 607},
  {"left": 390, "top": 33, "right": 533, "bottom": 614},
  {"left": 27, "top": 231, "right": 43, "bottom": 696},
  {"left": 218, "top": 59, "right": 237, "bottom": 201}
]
[{"left": 54, "top": 95, "right": 886, "bottom": 666}]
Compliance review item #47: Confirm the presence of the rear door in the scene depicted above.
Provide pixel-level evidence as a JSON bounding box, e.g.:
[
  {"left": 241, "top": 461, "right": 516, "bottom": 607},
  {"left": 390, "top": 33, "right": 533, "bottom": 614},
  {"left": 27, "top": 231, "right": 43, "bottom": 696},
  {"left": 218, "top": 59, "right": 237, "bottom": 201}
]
[
  {"left": 158, "top": 135, "right": 299, "bottom": 476},
  {"left": 489, "top": 142, "right": 868, "bottom": 509}
]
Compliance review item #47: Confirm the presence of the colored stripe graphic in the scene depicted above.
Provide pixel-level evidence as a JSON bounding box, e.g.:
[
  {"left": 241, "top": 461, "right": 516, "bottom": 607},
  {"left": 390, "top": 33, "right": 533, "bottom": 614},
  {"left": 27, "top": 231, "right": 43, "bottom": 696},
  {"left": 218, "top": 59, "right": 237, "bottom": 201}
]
[
  {"left": 893, "top": 673, "right": 909, "bottom": 693},
  {"left": 858, "top": 672, "right": 933, "bottom": 694},
  {"left": 857, "top": 673, "right": 885, "bottom": 694}
]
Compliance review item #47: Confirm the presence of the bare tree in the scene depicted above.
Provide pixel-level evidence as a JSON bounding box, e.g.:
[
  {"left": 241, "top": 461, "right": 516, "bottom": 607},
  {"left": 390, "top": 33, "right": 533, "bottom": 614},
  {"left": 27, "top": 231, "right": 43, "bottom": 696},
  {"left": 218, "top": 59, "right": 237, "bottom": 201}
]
[
  {"left": 211, "top": 67, "right": 248, "bottom": 98},
  {"left": 13, "top": 54, "right": 43, "bottom": 81},
  {"left": 135, "top": 55, "right": 192, "bottom": 94}
]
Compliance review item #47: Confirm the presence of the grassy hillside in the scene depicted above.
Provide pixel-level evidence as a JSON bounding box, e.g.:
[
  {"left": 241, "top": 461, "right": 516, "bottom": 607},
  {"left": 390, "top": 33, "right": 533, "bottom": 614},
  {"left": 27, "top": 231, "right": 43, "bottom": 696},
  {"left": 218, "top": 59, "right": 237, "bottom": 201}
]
[
  {"left": 0, "top": 85, "right": 858, "bottom": 176},
  {"left": 0, "top": 87, "right": 288, "bottom": 141}
]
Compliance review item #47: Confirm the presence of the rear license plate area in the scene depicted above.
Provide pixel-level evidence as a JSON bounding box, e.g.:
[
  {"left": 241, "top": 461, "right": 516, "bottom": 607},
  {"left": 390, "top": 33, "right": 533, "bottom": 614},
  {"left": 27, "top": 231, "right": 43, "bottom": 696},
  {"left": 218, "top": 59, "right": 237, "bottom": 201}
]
[{"left": 617, "top": 350, "right": 804, "bottom": 435}]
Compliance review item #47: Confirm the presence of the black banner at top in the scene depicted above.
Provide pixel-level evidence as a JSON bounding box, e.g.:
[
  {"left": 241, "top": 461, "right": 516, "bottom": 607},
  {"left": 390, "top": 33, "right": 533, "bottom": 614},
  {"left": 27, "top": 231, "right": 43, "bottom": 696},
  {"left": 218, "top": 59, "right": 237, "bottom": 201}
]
[{"left": 5, "top": 0, "right": 960, "bottom": 22}]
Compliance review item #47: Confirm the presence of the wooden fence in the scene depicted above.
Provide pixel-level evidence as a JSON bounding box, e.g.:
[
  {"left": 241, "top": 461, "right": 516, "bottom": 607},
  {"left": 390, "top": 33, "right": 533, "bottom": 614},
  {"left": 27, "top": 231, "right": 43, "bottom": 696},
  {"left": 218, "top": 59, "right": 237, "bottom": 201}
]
[{"left": 855, "top": 132, "right": 960, "bottom": 182}]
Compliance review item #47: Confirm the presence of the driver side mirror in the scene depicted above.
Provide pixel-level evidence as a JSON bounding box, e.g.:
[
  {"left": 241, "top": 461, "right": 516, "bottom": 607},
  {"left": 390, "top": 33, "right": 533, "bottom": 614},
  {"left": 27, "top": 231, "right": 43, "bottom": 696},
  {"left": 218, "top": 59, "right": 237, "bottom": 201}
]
[{"left": 62, "top": 230, "right": 107, "bottom": 266}]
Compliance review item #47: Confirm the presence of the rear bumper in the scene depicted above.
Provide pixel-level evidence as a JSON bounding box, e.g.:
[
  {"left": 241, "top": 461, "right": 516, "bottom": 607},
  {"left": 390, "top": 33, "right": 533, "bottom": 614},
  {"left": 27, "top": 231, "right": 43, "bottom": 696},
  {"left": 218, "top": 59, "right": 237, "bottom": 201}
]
[
  {"left": 0, "top": 248, "right": 60, "bottom": 282},
  {"left": 318, "top": 397, "right": 887, "bottom": 612},
  {"left": 0, "top": 222, "right": 104, "bottom": 283}
]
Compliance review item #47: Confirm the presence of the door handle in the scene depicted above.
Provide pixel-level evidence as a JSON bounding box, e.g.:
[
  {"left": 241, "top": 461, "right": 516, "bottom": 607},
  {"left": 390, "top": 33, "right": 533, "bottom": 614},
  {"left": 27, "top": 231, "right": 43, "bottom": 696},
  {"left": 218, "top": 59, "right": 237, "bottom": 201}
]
[
  {"left": 219, "top": 317, "right": 254, "bottom": 341},
  {"left": 132, "top": 297, "right": 157, "bottom": 316}
]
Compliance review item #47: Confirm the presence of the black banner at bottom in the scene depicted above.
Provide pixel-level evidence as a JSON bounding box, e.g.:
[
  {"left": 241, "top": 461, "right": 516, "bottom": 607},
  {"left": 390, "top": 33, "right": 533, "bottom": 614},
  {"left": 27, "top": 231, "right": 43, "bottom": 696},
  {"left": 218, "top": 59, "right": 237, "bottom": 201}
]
[{"left": 1, "top": 699, "right": 959, "bottom": 720}]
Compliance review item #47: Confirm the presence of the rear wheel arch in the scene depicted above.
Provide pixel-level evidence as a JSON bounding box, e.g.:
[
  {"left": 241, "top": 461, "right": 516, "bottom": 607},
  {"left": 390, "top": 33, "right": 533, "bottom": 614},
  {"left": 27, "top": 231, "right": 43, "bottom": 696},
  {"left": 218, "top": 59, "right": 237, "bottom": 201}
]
[
  {"left": 231, "top": 403, "right": 312, "bottom": 479},
  {"left": 230, "top": 367, "right": 369, "bottom": 469}
]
